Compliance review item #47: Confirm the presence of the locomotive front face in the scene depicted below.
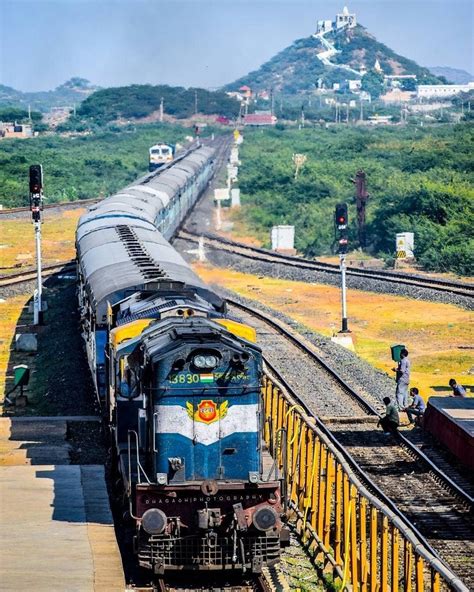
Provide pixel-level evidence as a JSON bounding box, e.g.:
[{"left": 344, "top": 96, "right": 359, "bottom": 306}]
[{"left": 132, "top": 319, "right": 286, "bottom": 573}]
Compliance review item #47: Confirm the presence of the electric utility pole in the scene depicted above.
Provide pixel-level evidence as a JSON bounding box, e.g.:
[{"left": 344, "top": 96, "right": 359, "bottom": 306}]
[{"left": 29, "top": 165, "right": 44, "bottom": 325}]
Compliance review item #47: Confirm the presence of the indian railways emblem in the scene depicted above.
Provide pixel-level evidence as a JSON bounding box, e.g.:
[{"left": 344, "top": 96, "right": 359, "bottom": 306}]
[{"left": 186, "top": 400, "right": 229, "bottom": 424}]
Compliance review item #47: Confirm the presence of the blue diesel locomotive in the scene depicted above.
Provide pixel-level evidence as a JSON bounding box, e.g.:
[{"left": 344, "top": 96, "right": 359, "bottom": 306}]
[{"left": 76, "top": 143, "right": 286, "bottom": 575}]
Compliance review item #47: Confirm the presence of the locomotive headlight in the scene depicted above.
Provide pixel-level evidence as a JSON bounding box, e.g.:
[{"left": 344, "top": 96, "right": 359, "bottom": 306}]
[
  {"left": 204, "top": 355, "right": 218, "bottom": 368},
  {"left": 252, "top": 506, "right": 278, "bottom": 532},
  {"left": 193, "top": 354, "right": 218, "bottom": 369},
  {"left": 142, "top": 508, "right": 167, "bottom": 535},
  {"left": 193, "top": 355, "right": 207, "bottom": 368}
]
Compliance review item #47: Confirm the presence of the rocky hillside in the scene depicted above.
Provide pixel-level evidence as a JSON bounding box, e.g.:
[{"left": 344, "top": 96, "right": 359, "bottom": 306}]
[{"left": 227, "top": 24, "right": 444, "bottom": 94}]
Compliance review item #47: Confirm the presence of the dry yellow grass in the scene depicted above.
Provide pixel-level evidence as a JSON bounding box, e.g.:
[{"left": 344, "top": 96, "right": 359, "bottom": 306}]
[
  {"left": 0, "top": 209, "right": 84, "bottom": 273},
  {"left": 0, "top": 295, "right": 31, "bottom": 400},
  {"left": 0, "top": 209, "right": 84, "bottom": 403},
  {"left": 192, "top": 263, "right": 474, "bottom": 399}
]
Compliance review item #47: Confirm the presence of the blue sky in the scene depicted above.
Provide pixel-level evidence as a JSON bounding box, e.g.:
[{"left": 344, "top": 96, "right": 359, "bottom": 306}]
[{"left": 0, "top": 0, "right": 472, "bottom": 91}]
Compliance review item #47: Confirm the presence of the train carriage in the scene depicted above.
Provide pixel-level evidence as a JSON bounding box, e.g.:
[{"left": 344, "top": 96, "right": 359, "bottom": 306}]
[{"left": 76, "top": 142, "right": 287, "bottom": 575}]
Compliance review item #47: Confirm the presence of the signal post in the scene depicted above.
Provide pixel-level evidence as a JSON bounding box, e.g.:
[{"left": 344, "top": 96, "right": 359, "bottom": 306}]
[
  {"left": 331, "top": 203, "right": 354, "bottom": 351},
  {"left": 29, "top": 165, "right": 45, "bottom": 325}
]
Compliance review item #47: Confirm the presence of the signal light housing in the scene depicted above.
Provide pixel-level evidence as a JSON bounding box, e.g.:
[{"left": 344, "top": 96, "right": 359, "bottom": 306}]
[
  {"left": 335, "top": 203, "right": 348, "bottom": 230},
  {"left": 29, "top": 164, "right": 43, "bottom": 194}
]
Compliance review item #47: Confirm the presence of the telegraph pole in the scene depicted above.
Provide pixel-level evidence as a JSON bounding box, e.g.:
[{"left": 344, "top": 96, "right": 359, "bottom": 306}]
[
  {"left": 335, "top": 203, "right": 350, "bottom": 333},
  {"left": 194, "top": 89, "right": 198, "bottom": 116},
  {"left": 160, "top": 97, "right": 164, "bottom": 122},
  {"left": 29, "top": 165, "right": 44, "bottom": 325}
]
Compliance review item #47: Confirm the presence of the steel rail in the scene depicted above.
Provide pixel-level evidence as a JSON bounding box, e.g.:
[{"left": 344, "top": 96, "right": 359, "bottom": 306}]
[
  {"left": 0, "top": 260, "right": 76, "bottom": 287},
  {"left": 181, "top": 230, "right": 474, "bottom": 297},
  {"left": 226, "top": 297, "right": 474, "bottom": 511}
]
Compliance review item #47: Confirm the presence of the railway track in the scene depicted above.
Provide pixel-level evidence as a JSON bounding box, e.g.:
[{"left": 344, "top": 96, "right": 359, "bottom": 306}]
[
  {"left": 0, "top": 261, "right": 76, "bottom": 287},
  {"left": 0, "top": 197, "right": 100, "bottom": 216},
  {"left": 226, "top": 297, "right": 474, "bottom": 589},
  {"left": 132, "top": 565, "right": 288, "bottom": 592},
  {"left": 179, "top": 230, "right": 474, "bottom": 300}
]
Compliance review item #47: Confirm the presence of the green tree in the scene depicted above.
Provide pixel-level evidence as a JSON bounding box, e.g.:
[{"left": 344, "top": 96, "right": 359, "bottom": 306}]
[{"left": 361, "top": 71, "right": 385, "bottom": 99}]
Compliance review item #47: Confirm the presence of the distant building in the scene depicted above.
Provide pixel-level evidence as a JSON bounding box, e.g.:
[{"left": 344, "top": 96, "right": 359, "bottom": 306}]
[
  {"left": 374, "top": 59, "right": 383, "bottom": 73},
  {"left": 215, "top": 116, "right": 230, "bottom": 125},
  {"left": 349, "top": 79, "right": 362, "bottom": 91},
  {"left": 243, "top": 113, "right": 276, "bottom": 126},
  {"left": 226, "top": 91, "right": 244, "bottom": 102},
  {"left": 367, "top": 115, "right": 392, "bottom": 125},
  {"left": 316, "top": 6, "right": 356, "bottom": 35},
  {"left": 0, "top": 123, "right": 33, "bottom": 139},
  {"left": 335, "top": 6, "right": 356, "bottom": 29},
  {"left": 417, "top": 82, "right": 474, "bottom": 99},
  {"left": 239, "top": 85, "right": 252, "bottom": 100}
]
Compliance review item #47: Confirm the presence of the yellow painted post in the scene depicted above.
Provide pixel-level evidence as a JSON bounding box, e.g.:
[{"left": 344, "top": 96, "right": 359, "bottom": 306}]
[
  {"left": 271, "top": 386, "right": 278, "bottom": 446},
  {"left": 369, "top": 507, "right": 378, "bottom": 592},
  {"left": 317, "top": 444, "right": 328, "bottom": 538},
  {"left": 343, "top": 474, "right": 351, "bottom": 584},
  {"left": 391, "top": 526, "right": 399, "bottom": 592},
  {"left": 323, "top": 452, "right": 334, "bottom": 549},
  {"left": 298, "top": 423, "right": 308, "bottom": 510},
  {"left": 290, "top": 420, "right": 303, "bottom": 506},
  {"left": 349, "top": 485, "right": 359, "bottom": 591},
  {"left": 286, "top": 411, "right": 295, "bottom": 478},
  {"left": 277, "top": 394, "right": 285, "bottom": 432},
  {"left": 415, "top": 555, "right": 424, "bottom": 592},
  {"left": 431, "top": 570, "right": 440, "bottom": 592},
  {"left": 381, "top": 516, "right": 389, "bottom": 592},
  {"left": 304, "top": 429, "right": 314, "bottom": 530},
  {"left": 404, "top": 540, "right": 413, "bottom": 592},
  {"left": 359, "top": 498, "right": 368, "bottom": 592},
  {"left": 311, "top": 438, "right": 321, "bottom": 532},
  {"left": 334, "top": 463, "right": 343, "bottom": 565}
]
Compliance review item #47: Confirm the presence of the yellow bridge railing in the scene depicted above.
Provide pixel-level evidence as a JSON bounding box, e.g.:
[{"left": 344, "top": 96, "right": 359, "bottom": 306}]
[{"left": 262, "top": 374, "right": 469, "bottom": 592}]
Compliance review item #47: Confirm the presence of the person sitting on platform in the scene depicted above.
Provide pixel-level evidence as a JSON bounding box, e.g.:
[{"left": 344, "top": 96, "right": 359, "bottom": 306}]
[
  {"left": 449, "top": 378, "right": 467, "bottom": 398},
  {"left": 405, "top": 387, "right": 426, "bottom": 426},
  {"left": 378, "top": 396, "right": 400, "bottom": 434}
]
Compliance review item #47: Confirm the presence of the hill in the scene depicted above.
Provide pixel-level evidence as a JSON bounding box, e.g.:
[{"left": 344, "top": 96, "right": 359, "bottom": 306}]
[
  {"left": 227, "top": 24, "right": 443, "bottom": 94},
  {"left": 0, "top": 78, "right": 99, "bottom": 112},
  {"left": 75, "top": 84, "right": 240, "bottom": 124},
  {"left": 428, "top": 66, "right": 473, "bottom": 84}
]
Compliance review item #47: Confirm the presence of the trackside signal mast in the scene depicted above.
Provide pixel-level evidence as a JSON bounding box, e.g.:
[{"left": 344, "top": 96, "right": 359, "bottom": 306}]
[
  {"left": 29, "top": 164, "right": 44, "bottom": 325},
  {"left": 335, "top": 202, "right": 350, "bottom": 333}
]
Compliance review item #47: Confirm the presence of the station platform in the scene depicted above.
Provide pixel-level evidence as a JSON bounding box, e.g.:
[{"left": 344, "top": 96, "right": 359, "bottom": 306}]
[
  {"left": 0, "top": 417, "right": 125, "bottom": 591},
  {"left": 424, "top": 396, "right": 474, "bottom": 470}
]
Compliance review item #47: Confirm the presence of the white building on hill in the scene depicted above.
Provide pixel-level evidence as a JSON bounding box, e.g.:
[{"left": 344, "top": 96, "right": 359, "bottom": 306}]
[
  {"left": 417, "top": 82, "right": 474, "bottom": 99},
  {"left": 316, "top": 6, "right": 356, "bottom": 35}
]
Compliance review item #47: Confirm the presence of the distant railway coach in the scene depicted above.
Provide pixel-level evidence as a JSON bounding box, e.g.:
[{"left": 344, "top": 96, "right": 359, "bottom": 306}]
[
  {"left": 75, "top": 141, "right": 287, "bottom": 576},
  {"left": 149, "top": 142, "right": 175, "bottom": 171}
]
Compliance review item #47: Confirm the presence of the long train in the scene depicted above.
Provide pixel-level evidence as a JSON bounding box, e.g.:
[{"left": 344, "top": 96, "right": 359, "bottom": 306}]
[{"left": 76, "top": 142, "right": 287, "bottom": 575}]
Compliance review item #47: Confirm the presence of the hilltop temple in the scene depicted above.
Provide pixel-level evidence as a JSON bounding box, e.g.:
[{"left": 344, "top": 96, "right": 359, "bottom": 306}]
[{"left": 316, "top": 6, "right": 357, "bottom": 35}]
